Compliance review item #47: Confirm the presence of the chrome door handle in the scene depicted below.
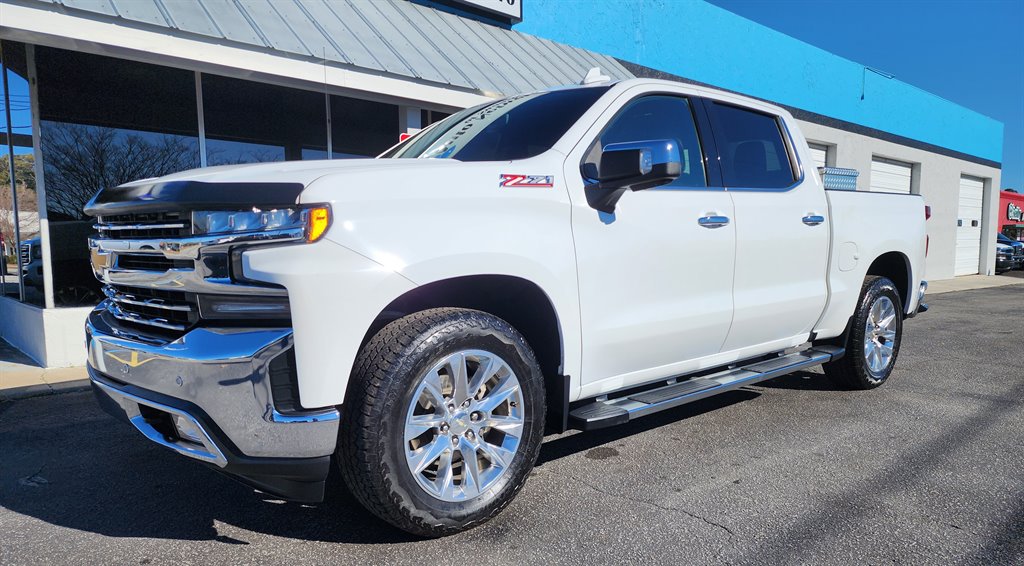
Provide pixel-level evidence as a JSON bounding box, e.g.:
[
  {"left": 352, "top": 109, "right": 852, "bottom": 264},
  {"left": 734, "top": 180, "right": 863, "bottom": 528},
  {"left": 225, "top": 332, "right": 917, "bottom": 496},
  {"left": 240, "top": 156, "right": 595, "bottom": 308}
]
[
  {"left": 802, "top": 214, "right": 825, "bottom": 226},
  {"left": 698, "top": 215, "right": 730, "bottom": 229}
]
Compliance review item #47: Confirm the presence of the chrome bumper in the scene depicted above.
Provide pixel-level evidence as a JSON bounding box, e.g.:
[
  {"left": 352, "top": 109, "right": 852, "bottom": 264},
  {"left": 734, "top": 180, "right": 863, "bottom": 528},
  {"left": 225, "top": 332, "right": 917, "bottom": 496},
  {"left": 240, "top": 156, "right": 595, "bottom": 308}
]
[
  {"left": 92, "top": 376, "right": 228, "bottom": 466},
  {"left": 908, "top": 280, "right": 928, "bottom": 318},
  {"left": 85, "top": 308, "right": 339, "bottom": 461}
]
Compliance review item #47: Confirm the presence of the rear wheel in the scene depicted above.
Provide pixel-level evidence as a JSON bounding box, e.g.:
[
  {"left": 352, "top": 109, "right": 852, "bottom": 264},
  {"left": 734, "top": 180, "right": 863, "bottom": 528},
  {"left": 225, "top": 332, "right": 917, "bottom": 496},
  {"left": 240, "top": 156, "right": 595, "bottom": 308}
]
[
  {"left": 337, "top": 308, "right": 545, "bottom": 537},
  {"left": 824, "top": 276, "right": 903, "bottom": 389}
]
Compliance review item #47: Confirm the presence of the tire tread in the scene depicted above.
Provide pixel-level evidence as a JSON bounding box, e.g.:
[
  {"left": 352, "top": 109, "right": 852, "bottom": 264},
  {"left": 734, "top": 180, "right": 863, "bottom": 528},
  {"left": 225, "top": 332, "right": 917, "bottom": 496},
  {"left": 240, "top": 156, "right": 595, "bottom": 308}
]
[{"left": 336, "top": 308, "right": 544, "bottom": 537}]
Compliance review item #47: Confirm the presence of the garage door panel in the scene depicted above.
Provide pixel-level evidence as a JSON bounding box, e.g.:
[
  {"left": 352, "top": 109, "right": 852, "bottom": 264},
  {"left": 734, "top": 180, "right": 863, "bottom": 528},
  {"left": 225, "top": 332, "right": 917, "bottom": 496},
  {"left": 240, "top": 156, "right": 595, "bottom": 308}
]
[
  {"left": 808, "top": 143, "right": 827, "bottom": 169},
  {"left": 870, "top": 158, "right": 913, "bottom": 194},
  {"left": 954, "top": 176, "right": 984, "bottom": 276}
]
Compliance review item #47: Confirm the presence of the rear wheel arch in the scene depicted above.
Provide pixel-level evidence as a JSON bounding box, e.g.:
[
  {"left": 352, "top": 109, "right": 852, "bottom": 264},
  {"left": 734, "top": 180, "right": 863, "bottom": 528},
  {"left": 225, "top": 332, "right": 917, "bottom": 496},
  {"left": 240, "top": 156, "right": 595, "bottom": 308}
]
[{"left": 865, "top": 251, "right": 911, "bottom": 312}]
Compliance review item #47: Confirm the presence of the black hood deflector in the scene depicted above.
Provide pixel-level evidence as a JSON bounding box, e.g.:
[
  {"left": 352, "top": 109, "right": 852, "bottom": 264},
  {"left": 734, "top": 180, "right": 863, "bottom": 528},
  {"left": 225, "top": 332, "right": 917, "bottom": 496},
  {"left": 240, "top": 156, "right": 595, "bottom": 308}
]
[{"left": 84, "top": 180, "right": 305, "bottom": 216}]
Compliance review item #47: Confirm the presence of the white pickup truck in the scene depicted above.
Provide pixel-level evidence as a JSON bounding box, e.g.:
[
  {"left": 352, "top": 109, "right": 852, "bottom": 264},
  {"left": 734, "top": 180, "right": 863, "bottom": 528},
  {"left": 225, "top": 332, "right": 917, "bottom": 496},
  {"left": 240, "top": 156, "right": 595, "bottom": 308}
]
[{"left": 84, "top": 77, "right": 928, "bottom": 537}]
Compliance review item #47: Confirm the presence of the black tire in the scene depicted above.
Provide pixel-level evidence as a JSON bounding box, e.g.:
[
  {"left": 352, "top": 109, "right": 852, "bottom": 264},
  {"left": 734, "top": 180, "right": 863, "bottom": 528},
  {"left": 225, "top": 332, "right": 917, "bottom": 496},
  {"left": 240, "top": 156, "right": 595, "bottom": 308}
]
[
  {"left": 824, "top": 276, "right": 904, "bottom": 390},
  {"left": 337, "top": 308, "right": 546, "bottom": 537}
]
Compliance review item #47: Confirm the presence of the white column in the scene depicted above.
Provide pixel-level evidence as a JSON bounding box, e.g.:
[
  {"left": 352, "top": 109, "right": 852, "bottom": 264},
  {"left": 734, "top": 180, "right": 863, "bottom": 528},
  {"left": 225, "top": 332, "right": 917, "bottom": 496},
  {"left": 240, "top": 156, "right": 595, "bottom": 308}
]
[
  {"left": 399, "top": 106, "right": 423, "bottom": 137},
  {"left": 195, "top": 71, "right": 207, "bottom": 168},
  {"left": 325, "top": 92, "right": 333, "bottom": 158},
  {"left": 26, "top": 45, "right": 54, "bottom": 309}
]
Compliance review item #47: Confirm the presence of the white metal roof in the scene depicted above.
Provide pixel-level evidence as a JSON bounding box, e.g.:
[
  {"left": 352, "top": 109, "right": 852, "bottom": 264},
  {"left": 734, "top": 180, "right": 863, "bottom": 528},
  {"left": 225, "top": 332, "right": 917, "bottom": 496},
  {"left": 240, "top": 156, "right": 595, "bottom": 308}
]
[{"left": 35, "top": 0, "right": 634, "bottom": 96}]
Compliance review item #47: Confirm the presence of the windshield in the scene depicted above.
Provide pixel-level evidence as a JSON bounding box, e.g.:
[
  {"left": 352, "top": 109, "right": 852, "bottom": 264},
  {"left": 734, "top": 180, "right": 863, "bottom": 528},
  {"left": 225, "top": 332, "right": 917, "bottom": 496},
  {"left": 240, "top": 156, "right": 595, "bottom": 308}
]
[{"left": 383, "top": 86, "right": 611, "bottom": 161}]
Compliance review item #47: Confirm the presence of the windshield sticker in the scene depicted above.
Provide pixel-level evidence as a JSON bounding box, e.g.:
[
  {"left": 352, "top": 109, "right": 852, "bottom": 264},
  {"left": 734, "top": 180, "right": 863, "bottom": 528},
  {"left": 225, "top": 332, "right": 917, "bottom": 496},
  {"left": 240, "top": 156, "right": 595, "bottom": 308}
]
[{"left": 499, "top": 174, "right": 554, "bottom": 188}]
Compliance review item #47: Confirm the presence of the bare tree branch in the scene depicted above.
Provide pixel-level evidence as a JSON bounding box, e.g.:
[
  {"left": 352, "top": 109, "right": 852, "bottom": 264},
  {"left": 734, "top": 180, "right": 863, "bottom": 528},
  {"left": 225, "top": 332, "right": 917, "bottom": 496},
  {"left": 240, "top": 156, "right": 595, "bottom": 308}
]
[{"left": 40, "top": 123, "right": 200, "bottom": 219}]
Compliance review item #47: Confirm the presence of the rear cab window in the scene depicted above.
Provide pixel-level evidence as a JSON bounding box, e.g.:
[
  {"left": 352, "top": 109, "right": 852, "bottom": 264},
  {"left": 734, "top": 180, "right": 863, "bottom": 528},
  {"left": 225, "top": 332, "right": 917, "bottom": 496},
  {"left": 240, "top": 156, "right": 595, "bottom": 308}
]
[{"left": 708, "top": 102, "right": 797, "bottom": 189}]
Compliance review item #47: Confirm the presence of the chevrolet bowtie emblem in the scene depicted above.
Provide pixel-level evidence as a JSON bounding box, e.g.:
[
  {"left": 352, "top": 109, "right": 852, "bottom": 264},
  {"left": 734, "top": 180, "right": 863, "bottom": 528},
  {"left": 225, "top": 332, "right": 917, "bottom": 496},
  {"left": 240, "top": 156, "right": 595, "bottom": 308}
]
[{"left": 106, "top": 350, "right": 158, "bottom": 369}]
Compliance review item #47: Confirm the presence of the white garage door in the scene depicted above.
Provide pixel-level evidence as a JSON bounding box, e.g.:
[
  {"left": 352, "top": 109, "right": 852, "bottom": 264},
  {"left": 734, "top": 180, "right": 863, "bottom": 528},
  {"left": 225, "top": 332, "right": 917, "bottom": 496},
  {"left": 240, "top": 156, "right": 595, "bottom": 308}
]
[
  {"left": 955, "top": 176, "right": 985, "bottom": 276},
  {"left": 808, "top": 143, "right": 828, "bottom": 169},
  {"left": 870, "top": 157, "right": 913, "bottom": 194}
]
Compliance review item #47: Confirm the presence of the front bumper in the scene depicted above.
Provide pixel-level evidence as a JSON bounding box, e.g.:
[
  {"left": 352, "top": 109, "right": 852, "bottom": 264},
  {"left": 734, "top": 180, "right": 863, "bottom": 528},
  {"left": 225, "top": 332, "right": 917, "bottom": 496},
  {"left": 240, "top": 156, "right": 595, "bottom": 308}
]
[{"left": 86, "top": 307, "right": 340, "bottom": 502}]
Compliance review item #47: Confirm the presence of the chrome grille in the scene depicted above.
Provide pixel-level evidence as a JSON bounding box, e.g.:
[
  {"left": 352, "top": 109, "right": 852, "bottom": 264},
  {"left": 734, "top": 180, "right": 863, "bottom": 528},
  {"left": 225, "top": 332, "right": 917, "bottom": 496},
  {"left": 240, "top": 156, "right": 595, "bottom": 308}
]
[
  {"left": 20, "top": 242, "right": 30, "bottom": 266},
  {"left": 103, "top": 285, "right": 198, "bottom": 331},
  {"left": 91, "top": 207, "right": 300, "bottom": 336},
  {"left": 95, "top": 212, "right": 192, "bottom": 240}
]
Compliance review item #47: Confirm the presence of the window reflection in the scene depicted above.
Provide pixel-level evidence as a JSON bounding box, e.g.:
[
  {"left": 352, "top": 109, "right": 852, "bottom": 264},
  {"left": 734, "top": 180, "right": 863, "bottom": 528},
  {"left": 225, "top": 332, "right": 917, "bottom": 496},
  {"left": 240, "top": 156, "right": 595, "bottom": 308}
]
[
  {"left": 1, "top": 42, "right": 38, "bottom": 304},
  {"left": 202, "top": 74, "right": 325, "bottom": 164},
  {"left": 36, "top": 47, "right": 200, "bottom": 307},
  {"left": 331, "top": 95, "right": 398, "bottom": 157}
]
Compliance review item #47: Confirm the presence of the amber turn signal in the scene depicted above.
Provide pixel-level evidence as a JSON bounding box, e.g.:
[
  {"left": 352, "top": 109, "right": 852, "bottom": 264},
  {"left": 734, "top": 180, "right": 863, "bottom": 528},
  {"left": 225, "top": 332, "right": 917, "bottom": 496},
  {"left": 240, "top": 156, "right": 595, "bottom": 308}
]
[{"left": 306, "top": 206, "right": 331, "bottom": 242}]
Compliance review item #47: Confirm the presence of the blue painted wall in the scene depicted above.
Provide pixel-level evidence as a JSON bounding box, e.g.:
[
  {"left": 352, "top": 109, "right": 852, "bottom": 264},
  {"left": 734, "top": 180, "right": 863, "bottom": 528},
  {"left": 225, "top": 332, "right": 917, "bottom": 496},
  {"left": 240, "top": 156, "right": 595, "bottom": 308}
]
[{"left": 517, "top": 0, "right": 1003, "bottom": 164}]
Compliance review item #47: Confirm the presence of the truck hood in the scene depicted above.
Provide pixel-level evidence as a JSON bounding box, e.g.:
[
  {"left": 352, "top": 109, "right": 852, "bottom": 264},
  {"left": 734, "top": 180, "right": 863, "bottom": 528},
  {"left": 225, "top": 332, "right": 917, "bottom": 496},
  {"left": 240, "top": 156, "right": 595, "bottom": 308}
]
[
  {"left": 83, "top": 158, "right": 470, "bottom": 216},
  {"left": 151, "top": 158, "right": 465, "bottom": 186}
]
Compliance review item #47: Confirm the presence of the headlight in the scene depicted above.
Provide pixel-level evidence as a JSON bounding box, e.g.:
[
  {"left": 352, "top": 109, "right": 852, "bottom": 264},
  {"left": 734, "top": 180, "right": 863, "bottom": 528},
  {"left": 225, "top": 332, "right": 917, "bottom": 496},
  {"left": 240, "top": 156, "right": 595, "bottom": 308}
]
[{"left": 192, "top": 205, "right": 331, "bottom": 242}]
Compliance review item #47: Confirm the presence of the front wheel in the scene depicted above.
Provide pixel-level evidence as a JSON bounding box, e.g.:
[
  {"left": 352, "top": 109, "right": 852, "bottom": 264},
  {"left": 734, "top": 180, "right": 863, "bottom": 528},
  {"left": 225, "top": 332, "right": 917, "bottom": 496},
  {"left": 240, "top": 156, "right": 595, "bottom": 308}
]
[
  {"left": 337, "top": 308, "right": 546, "bottom": 537},
  {"left": 823, "top": 276, "right": 904, "bottom": 389}
]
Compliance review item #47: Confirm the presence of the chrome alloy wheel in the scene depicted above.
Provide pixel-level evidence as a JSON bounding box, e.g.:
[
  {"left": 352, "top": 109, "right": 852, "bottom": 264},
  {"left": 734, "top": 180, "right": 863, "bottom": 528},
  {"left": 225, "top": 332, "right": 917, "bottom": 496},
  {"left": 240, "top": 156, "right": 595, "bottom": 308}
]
[
  {"left": 863, "top": 295, "right": 898, "bottom": 375},
  {"left": 403, "top": 350, "right": 525, "bottom": 502}
]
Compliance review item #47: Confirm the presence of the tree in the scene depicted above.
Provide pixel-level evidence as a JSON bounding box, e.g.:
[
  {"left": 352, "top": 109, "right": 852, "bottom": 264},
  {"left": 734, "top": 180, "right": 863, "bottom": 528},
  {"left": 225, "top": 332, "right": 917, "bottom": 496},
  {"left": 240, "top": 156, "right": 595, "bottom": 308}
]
[
  {"left": 0, "top": 153, "right": 38, "bottom": 258},
  {"left": 40, "top": 123, "right": 200, "bottom": 219}
]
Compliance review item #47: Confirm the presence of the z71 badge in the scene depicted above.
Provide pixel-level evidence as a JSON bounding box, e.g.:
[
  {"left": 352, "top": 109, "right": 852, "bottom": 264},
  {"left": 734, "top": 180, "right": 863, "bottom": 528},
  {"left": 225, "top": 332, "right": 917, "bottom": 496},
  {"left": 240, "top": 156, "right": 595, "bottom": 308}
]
[{"left": 499, "top": 174, "right": 554, "bottom": 188}]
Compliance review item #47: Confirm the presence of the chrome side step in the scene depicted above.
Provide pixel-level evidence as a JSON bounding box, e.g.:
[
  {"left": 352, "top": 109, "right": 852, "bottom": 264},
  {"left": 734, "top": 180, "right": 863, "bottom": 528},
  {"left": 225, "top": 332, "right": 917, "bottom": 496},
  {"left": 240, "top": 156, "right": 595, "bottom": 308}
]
[{"left": 569, "top": 345, "right": 845, "bottom": 430}]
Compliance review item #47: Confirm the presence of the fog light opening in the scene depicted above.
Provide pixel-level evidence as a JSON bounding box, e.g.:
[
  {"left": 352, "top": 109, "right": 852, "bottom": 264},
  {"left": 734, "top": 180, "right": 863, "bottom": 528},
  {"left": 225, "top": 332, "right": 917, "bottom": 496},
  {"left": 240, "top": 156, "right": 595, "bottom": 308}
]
[{"left": 173, "top": 414, "right": 206, "bottom": 446}]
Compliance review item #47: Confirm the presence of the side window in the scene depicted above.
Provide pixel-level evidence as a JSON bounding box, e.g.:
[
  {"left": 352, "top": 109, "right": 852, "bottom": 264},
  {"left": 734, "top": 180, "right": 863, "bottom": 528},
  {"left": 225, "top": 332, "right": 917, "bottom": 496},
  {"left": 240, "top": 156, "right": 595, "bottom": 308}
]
[
  {"left": 585, "top": 96, "right": 707, "bottom": 188},
  {"left": 709, "top": 102, "right": 797, "bottom": 189}
]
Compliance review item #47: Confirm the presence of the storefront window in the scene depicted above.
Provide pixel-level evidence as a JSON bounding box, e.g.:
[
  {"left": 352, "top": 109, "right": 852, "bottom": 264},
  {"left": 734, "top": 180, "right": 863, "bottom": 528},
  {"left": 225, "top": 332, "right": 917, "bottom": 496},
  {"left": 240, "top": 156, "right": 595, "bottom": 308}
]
[
  {"left": 36, "top": 47, "right": 200, "bottom": 307},
  {"left": 1, "top": 41, "right": 40, "bottom": 305},
  {"left": 202, "top": 74, "right": 326, "bottom": 164},
  {"left": 331, "top": 95, "right": 398, "bottom": 158}
]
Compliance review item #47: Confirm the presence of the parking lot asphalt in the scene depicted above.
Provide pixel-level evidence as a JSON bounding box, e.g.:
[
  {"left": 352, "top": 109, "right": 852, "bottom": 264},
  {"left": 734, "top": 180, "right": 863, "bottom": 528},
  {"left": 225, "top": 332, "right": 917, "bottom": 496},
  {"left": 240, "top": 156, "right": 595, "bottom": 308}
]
[{"left": 2, "top": 286, "right": 1022, "bottom": 565}]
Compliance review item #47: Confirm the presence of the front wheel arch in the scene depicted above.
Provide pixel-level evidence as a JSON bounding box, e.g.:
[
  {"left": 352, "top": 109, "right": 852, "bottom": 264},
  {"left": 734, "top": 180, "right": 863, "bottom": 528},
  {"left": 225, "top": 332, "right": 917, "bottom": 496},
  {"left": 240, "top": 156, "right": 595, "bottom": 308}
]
[{"left": 355, "top": 275, "right": 567, "bottom": 430}]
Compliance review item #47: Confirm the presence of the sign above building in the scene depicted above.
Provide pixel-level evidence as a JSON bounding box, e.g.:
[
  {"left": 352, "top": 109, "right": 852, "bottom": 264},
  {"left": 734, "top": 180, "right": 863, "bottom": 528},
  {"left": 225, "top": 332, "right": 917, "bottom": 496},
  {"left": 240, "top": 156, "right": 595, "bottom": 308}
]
[
  {"left": 444, "top": 0, "right": 522, "bottom": 23},
  {"left": 1009, "top": 202, "right": 1023, "bottom": 222}
]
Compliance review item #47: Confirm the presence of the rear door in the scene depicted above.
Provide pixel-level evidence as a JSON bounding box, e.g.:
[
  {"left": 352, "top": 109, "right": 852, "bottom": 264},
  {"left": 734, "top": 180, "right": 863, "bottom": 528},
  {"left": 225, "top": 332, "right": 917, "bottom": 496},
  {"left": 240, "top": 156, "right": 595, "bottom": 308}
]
[{"left": 704, "top": 101, "right": 830, "bottom": 352}]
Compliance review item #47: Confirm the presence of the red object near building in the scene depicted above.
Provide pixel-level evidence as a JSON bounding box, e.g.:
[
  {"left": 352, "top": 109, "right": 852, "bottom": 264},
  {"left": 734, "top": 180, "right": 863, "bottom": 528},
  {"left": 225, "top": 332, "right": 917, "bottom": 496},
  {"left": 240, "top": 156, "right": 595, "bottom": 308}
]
[{"left": 999, "top": 190, "right": 1024, "bottom": 241}]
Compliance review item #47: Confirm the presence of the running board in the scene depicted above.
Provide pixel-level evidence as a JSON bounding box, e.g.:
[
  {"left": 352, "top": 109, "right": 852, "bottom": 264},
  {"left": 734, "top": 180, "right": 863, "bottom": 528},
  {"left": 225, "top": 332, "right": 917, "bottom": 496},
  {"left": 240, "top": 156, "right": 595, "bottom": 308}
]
[{"left": 569, "top": 345, "right": 845, "bottom": 431}]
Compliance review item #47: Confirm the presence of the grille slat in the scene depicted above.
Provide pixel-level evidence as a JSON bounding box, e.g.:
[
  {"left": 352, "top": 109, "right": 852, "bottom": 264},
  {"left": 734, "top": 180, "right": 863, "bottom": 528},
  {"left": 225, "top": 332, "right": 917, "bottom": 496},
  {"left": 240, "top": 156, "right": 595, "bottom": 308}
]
[
  {"left": 96, "top": 212, "right": 192, "bottom": 240},
  {"left": 104, "top": 285, "right": 198, "bottom": 331},
  {"left": 116, "top": 254, "right": 193, "bottom": 272}
]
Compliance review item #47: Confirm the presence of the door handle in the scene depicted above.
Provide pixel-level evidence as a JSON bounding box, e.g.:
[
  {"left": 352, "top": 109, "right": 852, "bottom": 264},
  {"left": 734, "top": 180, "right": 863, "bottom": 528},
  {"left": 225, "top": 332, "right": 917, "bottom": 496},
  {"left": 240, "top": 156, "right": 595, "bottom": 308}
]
[
  {"left": 698, "top": 215, "right": 730, "bottom": 229},
  {"left": 802, "top": 214, "right": 825, "bottom": 226}
]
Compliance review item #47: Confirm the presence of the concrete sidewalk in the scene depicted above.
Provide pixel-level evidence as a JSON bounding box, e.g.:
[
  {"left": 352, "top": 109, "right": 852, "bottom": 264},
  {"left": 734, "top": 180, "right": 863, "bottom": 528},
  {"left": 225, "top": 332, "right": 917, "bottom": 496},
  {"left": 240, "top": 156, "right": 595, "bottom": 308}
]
[
  {"left": 0, "top": 339, "right": 88, "bottom": 400},
  {"left": 926, "top": 271, "right": 1023, "bottom": 295},
  {"left": 0, "top": 272, "right": 1019, "bottom": 400}
]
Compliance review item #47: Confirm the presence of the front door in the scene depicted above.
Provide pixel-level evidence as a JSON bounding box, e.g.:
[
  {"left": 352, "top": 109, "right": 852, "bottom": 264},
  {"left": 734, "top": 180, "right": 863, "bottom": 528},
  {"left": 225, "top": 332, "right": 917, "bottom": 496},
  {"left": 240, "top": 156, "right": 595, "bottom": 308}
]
[{"left": 566, "top": 93, "right": 736, "bottom": 397}]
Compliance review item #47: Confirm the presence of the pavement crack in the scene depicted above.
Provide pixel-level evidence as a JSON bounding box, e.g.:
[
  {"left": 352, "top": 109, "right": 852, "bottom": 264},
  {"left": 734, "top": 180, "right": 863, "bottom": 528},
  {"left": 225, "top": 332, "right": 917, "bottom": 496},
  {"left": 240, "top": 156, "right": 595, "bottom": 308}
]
[
  {"left": 18, "top": 464, "right": 49, "bottom": 487},
  {"left": 540, "top": 468, "right": 736, "bottom": 544},
  {"left": 679, "top": 508, "right": 736, "bottom": 537}
]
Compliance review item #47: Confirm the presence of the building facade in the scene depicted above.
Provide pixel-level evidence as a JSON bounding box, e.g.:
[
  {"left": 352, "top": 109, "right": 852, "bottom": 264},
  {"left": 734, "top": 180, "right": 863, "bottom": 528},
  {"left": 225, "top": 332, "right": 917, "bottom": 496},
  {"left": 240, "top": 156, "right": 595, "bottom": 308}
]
[
  {"left": 999, "top": 191, "right": 1024, "bottom": 240},
  {"left": 0, "top": 0, "right": 1005, "bottom": 367}
]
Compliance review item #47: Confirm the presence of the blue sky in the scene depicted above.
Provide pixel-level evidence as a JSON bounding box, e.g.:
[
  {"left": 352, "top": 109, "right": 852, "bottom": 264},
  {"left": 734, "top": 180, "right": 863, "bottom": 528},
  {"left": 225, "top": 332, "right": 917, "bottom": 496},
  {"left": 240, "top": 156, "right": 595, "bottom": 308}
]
[
  {"left": 0, "top": 69, "right": 32, "bottom": 155},
  {"left": 4, "top": 0, "right": 1022, "bottom": 188},
  {"left": 707, "top": 0, "right": 1024, "bottom": 190}
]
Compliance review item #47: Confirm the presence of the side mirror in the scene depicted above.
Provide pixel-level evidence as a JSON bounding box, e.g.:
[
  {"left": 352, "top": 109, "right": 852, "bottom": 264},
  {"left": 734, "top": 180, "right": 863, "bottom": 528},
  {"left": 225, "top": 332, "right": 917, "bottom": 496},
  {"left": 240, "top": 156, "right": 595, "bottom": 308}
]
[
  {"left": 596, "top": 140, "right": 682, "bottom": 191},
  {"left": 582, "top": 140, "right": 682, "bottom": 213}
]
